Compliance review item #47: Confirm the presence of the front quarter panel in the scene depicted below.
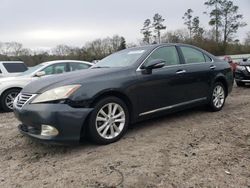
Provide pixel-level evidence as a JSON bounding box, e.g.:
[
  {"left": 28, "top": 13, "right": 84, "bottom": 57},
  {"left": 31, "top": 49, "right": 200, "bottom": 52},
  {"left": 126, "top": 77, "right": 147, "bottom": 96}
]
[{"left": 69, "top": 68, "right": 139, "bottom": 112}]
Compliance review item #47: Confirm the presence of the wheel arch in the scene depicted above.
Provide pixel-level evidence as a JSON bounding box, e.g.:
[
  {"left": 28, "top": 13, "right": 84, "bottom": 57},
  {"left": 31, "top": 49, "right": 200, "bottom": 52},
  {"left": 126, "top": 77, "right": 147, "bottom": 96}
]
[
  {"left": 89, "top": 90, "right": 134, "bottom": 123},
  {"left": 213, "top": 76, "right": 228, "bottom": 97},
  {"left": 0, "top": 87, "right": 23, "bottom": 98},
  {"left": 80, "top": 90, "right": 135, "bottom": 142}
]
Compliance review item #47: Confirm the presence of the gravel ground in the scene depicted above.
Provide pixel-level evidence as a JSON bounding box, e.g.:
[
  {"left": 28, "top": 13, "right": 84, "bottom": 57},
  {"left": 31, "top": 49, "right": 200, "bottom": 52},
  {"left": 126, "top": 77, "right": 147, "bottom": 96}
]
[{"left": 0, "top": 85, "right": 250, "bottom": 188}]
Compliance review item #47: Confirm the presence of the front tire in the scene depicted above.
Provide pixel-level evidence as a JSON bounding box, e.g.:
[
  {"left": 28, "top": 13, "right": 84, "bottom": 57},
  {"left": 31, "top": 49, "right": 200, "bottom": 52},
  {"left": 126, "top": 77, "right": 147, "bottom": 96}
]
[
  {"left": 209, "top": 82, "right": 226, "bottom": 112},
  {"left": 0, "top": 89, "right": 21, "bottom": 112},
  {"left": 87, "top": 97, "right": 129, "bottom": 145}
]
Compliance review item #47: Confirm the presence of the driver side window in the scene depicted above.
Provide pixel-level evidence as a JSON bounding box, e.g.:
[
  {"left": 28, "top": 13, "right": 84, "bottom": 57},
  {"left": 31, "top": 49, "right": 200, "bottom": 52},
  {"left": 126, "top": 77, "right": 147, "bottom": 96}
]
[
  {"left": 144, "top": 46, "right": 180, "bottom": 67},
  {"left": 42, "top": 63, "right": 67, "bottom": 75}
]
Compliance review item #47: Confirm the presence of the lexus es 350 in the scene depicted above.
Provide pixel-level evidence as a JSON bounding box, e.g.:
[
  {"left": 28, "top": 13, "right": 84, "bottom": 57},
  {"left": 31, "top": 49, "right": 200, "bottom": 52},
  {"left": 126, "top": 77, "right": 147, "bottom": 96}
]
[{"left": 13, "top": 44, "right": 234, "bottom": 145}]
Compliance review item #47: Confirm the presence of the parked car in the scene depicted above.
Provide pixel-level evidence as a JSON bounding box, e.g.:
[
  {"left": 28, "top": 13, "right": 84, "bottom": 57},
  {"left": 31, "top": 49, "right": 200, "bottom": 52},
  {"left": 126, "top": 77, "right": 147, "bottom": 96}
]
[
  {"left": 235, "top": 58, "right": 250, "bottom": 86},
  {"left": 0, "top": 60, "right": 92, "bottom": 111},
  {"left": 13, "top": 44, "right": 234, "bottom": 145},
  {"left": 0, "top": 61, "right": 28, "bottom": 78}
]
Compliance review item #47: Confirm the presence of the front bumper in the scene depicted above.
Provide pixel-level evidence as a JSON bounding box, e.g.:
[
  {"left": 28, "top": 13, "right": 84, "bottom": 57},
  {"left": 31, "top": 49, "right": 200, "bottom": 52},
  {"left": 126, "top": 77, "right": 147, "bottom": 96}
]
[
  {"left": 14, "top": 103, "right": 93, "bottom": 144},
  {"left": 235, "top": 69, "right": 250, "bottom": 83}
]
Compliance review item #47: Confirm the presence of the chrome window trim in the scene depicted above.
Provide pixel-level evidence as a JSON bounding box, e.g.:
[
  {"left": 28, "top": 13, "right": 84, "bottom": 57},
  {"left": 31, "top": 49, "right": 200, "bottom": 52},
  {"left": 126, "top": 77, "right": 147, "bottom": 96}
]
[
  {"left": 139, "top": 97, "right": 207, "bottom": 116},
  {"left": 136, "top": 45, "right": 214, "bottom": 72}
]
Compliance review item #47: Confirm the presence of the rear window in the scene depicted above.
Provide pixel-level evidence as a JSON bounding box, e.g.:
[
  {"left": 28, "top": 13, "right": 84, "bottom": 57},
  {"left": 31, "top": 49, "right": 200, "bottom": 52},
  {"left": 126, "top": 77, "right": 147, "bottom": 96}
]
[{"left": 3, "top": 63, "right": 28, "bottom": 73}]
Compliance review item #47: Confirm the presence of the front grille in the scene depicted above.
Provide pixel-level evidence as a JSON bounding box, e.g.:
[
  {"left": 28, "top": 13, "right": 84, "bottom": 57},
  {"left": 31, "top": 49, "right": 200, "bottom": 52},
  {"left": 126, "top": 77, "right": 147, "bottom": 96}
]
[{"left": 15, "top": 93, "right": 36, "bottom": 109}]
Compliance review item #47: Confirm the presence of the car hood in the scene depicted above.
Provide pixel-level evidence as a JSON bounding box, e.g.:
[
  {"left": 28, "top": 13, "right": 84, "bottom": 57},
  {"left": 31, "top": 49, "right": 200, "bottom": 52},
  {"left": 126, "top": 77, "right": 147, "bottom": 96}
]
[{"left": 23, "top": 67, "right": 128, "bottom": 94}]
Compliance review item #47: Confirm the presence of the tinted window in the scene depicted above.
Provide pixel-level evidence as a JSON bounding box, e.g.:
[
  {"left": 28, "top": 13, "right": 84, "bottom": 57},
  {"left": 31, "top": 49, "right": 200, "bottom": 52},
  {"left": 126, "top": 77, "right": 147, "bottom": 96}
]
[
  {"left": 0, "top": 68, "right": 2, "bottom": 73},
  {"left": 180, "top": 47, "right": 205, "bottom": 64},
  {"left": 3, "top": 63, "right": 28, "bottom": 73},
  {"left": 204, "top": 54, "right": 212, "bottom": 62},
  {"left": 145, "top": 46, "right": 180, "bottom": 66},
  {"left": 70, "top": 63, "right": 91, "bottom": 71},
  {"left": 42, "top": 63, "right": 67, "bottom": 75}
]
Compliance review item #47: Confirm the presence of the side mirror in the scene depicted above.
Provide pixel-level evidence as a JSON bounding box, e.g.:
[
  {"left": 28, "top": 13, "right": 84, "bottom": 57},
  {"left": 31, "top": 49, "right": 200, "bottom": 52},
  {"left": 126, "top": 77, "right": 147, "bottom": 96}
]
[
  {"left": 142, "top": 59, "right": 166, "bottom": 74},
  {"left": 35, "top": 71, "right": 46, "bottom": 77}
]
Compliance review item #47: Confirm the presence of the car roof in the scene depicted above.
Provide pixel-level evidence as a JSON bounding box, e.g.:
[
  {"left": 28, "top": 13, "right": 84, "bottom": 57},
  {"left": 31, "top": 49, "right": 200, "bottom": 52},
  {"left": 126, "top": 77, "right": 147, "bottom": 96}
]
[
  {"left": 126, "top": 43, "right": 204, "bottom": 51},
  {"left": 42, "top": 60, "right": 92, "bottom": 66},
  {"left": 0, "top": 61, "right": 24, "bottom": 64}
]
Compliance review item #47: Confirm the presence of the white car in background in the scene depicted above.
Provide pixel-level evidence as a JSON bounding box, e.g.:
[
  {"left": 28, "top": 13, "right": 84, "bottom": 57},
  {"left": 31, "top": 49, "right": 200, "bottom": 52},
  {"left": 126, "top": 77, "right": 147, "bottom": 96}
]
[
  {"left": 0, "top": 60, "right": 92, "bottom": 112},
  {"left": 0, "top": 61, "right": 28, "bottom": 78}
]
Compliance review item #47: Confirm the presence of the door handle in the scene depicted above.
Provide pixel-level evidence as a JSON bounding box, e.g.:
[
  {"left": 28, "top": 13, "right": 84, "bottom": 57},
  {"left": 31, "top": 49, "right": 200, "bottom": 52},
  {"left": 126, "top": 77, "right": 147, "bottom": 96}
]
[
  {"left": 210, "top": 65, "right": 216, "bottom": 70},
  {"left": 176, "top": 70, "right": 186, "bottom": 74}
]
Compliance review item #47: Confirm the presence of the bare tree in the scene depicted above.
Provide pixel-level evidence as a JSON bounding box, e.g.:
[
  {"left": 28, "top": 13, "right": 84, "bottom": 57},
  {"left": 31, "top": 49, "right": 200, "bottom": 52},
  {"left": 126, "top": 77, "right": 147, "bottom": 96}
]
[
  {"left": 245, "top": 31, "right": 250, "bottom": 46},
  {"left": 220, "top": 0, "right": 247, "bottom": 46},
  {"left": 52, "top": 44, "right": 72, "bottom": 56}
]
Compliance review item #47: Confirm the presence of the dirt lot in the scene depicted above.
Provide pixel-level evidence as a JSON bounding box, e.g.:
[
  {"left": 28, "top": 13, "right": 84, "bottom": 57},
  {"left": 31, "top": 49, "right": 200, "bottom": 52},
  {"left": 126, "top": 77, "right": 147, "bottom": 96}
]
[{"left": 0, "top": 85, "right": 250, "bottom": 188}]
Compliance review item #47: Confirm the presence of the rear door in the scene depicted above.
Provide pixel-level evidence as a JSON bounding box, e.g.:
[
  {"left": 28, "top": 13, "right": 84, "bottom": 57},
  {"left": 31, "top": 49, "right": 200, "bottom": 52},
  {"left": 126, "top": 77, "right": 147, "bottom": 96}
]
[
  {"left": 177, "top": 45, "right": 214, "bottom": 100},
  {"left": 69, "top": 63, "right": 91, "bottom": 72}
]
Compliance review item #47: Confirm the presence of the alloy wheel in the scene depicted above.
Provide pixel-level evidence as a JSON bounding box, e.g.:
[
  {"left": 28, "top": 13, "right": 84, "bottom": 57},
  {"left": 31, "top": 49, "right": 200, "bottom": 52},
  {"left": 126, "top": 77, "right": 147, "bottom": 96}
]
[
  {"left": 95, "top": 103, "right": 126, "bottom": 140},
  {"left": 5, "top": 92, "right": 19, "bottom": 110},
  {"left": 212, "top": 85, "right": 225, "bottom": 109}
]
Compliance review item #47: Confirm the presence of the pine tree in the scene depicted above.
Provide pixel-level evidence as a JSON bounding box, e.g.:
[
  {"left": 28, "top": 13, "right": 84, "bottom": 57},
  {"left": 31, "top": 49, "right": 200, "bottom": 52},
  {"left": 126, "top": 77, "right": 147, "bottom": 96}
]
[
  {"left": 152, "top": 13, "right": 166, "bottom": 44},
  {"left": 141, "top": 19, "right": 152, "bottom": 44},
  {"left": 182, "top": 9, "right": 194, "bottom": 39}
]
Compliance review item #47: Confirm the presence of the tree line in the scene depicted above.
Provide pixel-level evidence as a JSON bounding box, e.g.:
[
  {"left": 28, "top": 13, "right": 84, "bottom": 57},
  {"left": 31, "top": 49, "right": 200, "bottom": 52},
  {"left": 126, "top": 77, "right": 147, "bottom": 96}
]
[
  {"left": 0, "top": 0, "right": 249, "bottom": 66},
  {"left": 0, "top": 36, "right": 127, "bottom": 66},
  {"left": 141, "top": 0, "right": 249, "bottom": 55}
]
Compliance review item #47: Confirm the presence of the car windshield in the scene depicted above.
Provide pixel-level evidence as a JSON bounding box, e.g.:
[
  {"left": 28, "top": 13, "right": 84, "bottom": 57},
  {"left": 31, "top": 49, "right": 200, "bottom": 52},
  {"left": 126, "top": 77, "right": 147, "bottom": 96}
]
[
  {"left": 19, "top": 64, "right": 45, "bottom": 76},
  {"left": 93, "top": 49, "right": 147, "bottom": 68}
]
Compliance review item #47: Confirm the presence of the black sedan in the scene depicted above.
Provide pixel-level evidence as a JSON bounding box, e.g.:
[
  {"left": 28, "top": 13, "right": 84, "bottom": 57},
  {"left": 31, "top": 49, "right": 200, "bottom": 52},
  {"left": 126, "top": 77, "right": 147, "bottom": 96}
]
[
  {"left": 235, "top": 58, "right": 250, "bottom": 86},
  {"left": 13, "top": 44, "right": 234, "bottom": 145}
]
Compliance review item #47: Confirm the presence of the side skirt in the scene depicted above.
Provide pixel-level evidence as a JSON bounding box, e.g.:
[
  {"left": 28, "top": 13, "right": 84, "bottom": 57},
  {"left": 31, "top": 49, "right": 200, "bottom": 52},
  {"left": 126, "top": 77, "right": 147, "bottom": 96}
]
[{"left": 139, "top": 97, "right": 207, "bottom": 117}]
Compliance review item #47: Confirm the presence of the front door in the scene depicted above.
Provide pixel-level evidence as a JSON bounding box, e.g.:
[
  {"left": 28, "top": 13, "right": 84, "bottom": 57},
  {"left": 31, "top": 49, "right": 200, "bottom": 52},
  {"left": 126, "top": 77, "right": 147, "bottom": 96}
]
[{"left": 136, "top": 45, "right": 192, "bottom": 116}]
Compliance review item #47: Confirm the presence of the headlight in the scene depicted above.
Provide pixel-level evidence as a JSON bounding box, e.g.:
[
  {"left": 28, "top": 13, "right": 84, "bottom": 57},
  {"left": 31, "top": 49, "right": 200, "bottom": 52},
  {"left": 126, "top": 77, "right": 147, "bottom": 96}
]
[
  {"left": 32, "top": 84, "right": 81, "bottom": 104},
  {"left": 236, "top": 65, "right": 246, "bottom": 71}
]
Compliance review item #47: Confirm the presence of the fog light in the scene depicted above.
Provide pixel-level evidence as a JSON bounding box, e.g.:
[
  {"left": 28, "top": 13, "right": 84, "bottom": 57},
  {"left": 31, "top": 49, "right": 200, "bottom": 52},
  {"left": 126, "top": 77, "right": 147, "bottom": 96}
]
[{"left": 41, "top": 125, "right": 59, "bottom": 137}]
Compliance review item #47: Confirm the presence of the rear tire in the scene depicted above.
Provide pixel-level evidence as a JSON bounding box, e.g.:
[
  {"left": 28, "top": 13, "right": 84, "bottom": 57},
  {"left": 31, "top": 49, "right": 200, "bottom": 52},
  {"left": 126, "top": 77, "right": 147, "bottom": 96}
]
[
  {"left": 236, "top": 81, "right": 245, "bottom": 87},
  {"left": 208, "top": 82, "right": 226, "bottom": 112},
  {"left": 0, "top": 89, "right": 21, "bottom": 112},
  {"left": 87, "top": 96, "right": 129, "bottom": 145}
]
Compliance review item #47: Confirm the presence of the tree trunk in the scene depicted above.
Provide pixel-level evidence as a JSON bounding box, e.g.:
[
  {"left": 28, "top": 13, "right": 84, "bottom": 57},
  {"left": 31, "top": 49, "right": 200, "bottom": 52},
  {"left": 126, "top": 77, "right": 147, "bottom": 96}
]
[{"left": 158, "top": 30, "right": 161, "bottom": 44}]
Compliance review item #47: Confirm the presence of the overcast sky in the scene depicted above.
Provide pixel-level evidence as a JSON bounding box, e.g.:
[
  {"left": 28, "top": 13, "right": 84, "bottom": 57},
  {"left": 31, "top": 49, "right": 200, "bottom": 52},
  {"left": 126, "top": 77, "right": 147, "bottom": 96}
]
[{"left": 0, "top": 0, "right": 249, "bottom": 49}]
